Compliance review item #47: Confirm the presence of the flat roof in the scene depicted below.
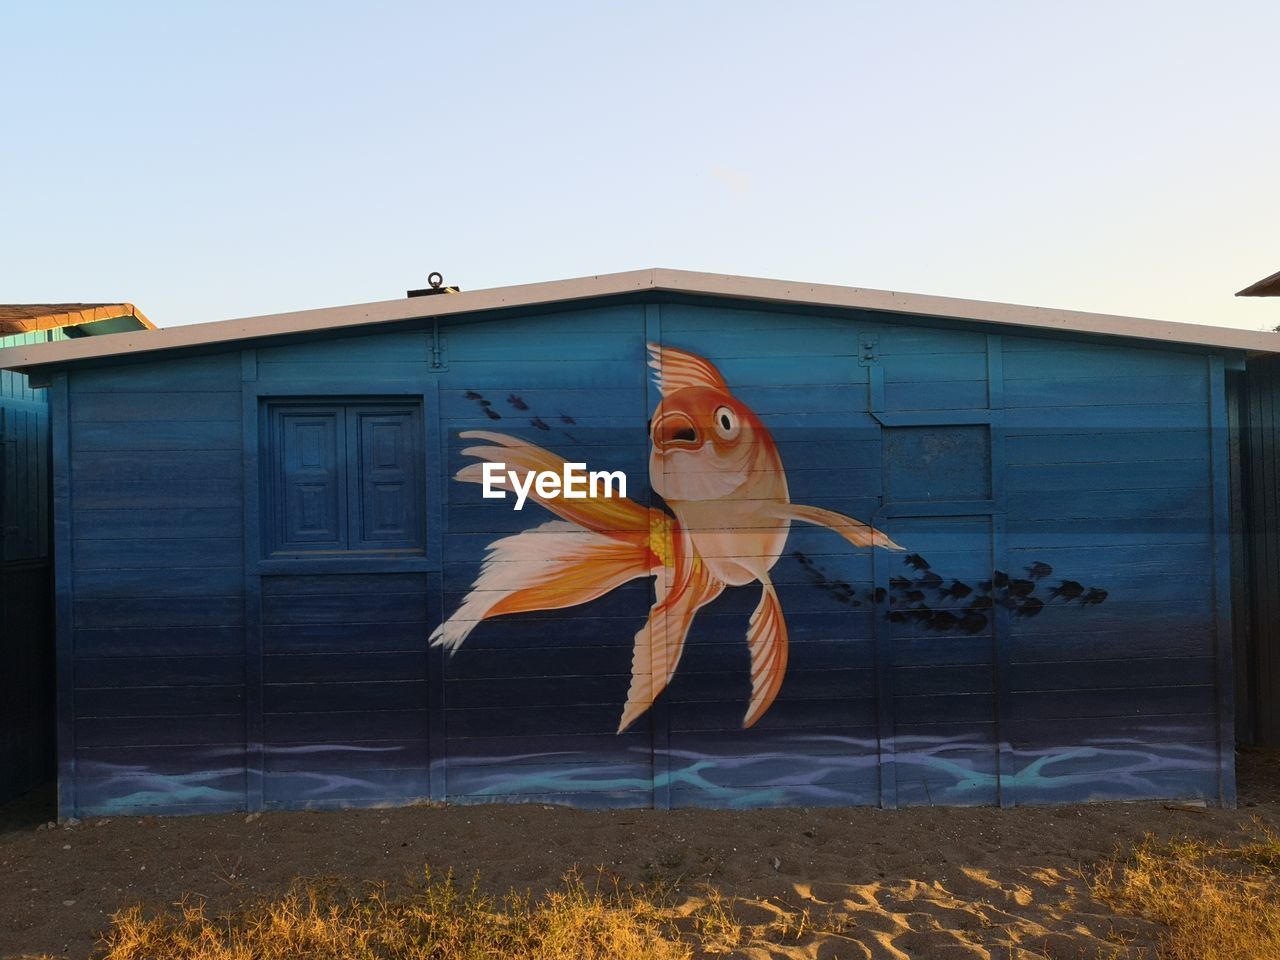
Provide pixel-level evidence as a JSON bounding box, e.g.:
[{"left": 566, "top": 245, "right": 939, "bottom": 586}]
[
  {"left": 0, "top": 303, "right": 155, "bottom": 337},
  {"left": 1, "top": 268, "right": 1277, "bottom": 374}
]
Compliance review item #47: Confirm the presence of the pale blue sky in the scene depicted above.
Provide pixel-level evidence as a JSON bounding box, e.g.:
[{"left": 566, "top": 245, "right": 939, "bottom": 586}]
[{"left": 3, "top": 2, "right": 1278, "bottom": 330}]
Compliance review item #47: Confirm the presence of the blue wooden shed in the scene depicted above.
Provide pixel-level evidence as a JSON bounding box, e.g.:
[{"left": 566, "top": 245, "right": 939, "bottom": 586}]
[
  {"left": 1, "top": 270, "right": 1274, "bottom": 818},
  {"left": 0, "top": 303, "right": 154, "bottom": 804}
]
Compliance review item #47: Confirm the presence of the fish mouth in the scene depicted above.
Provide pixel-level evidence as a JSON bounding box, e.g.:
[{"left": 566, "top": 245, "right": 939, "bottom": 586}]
[{"left": 653, "top": 410, "right": 701, "bottom": 450}]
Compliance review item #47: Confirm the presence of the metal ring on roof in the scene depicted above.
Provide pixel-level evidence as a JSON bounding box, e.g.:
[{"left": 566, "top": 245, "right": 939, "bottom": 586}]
[{"left": 428, "top": 272, "right": 444, "bottom": 289}]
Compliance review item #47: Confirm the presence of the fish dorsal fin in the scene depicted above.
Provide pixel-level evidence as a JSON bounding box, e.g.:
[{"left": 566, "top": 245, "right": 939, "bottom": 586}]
[{"left": 647, "top": 342, "right": 727, "bottom": 396}]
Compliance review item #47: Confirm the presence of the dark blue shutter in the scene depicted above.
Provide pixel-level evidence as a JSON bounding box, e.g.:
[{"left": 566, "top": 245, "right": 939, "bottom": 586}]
[
  {"left": 350, "top": 406, "right": 423, "bottom": 552},
  {"left": 273, "top": 408, "right": 345, "bottom": 552}
]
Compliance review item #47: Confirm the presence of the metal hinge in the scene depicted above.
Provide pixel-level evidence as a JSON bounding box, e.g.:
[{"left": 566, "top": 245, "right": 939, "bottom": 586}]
[{"left": 858, "top": 333, "right": 879, "bottom": 366}]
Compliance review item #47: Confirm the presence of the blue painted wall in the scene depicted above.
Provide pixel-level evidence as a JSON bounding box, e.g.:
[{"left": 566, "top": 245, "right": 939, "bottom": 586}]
[{"left": 49, "top": 297, "right": 1240, "bottom": 815}]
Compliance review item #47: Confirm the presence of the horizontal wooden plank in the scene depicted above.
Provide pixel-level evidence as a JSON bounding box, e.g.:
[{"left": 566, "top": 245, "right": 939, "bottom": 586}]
[
  {"left": 265, "top": 708, "right": 429, "bottom": 743},
  {"left": 1009, "top": 625, "right": 1213, "bottom": 663},
  {"left": 74, "top": 597, "right": 244, "bottom": 629},
  {"left": 673, "top": 669, "right": 874, "bottom": 704},
  {"left": 889, "top": 636, "right": 994, "bottom": 667},
  {"left": 1002, "top": 404, "right": 1208, "bottom": 430},
  {"left": 77, "top": 684, "right": 245, "bottom": 718},
  {"left": 74, "top": 626, "right": 246, "bottom": 658},
  {"left": 74, "top": 508, "right": 244, "bottom": 541},
  {"left": 1005, "top": 374, "right": 1206, "bottom": 408},
  {"left": 892, "top": 692, "right": 996, "bottom": 724},
  {"left": 257, "top": 361, "right": 426, "bottom": 381},
  {"left": 262, "top": 622, "right": 430, "bottom": 655},
  {"left": 70, "top": 449, "right": 242, "bottom": 482},
  {"left": 70, "top": 354, "right": 241, "bottom": 393},
  {"left": 1005, "top": 526, "right": 1208, "bottom": 552},
  {"left": 71, "top": 419, "right": 241, "bottom": 451},
  {"left": 73, "top": 566, "right": 243, "bottom": 598},
  {"left": 444, "top": 675, "right": 626, "bottom": 709},
  {"left": 70, "top": 391, "right": 241, "bottom": 422},
  {"left": 893, "top": 664, "right": 994, "bottom": 697},
  {"left": 1009, "top": 657, "right": 1216, "bottom": 693},
  {"left": 445, "top": 359, "right": 646, "bottom": 391},
  {"left": 256, "top": 330, "right": 433, "bottom": 363},
  {"left": 263, "top": 651, "right": 426, "bottom": 684},
  {"left": 441, "top": 387, "right": 644, "bottom": 422},
  {"left": 1005, "top": 600, "right": 1213, "bottom": 636},
  {"left": 881, "top": 352, "right": 988, "bottom": 383},
  {"left": 73, "top": 537, "right": 242, "bottom": 571},
  {"left": 1007, "top": 459, "right": 1209, "bottom": 493},
  {"left": 1002, "top": 342, "right": 1207, "bottom": 377},
  {"left": 883, "top": 380, "right": 988, "bottom": 411},
  {"left": 1005, "top": 430, "right": 1209, "bottom": 465},
  {"left": 72, "top": 479, "right": 243, "bottom": 509},
  {"left": 1006, "top": 487, "right": 1204, "bottom": 523},
  {"left": 262, "top": 573, "right": 427, "bottom": 597},
  {"left": 445, "top": 704, "right": 627, "bottom": 738},
  {"left": 76, "top": 715, "right": 246, "bottom": 748},
  {"left": 1011, "top": 685, "right": 1216, "bottom": 720},
  {"left": 262, "top": 592, "right": 428, "bottom": 625},
  {"left": 1007, "top": 541, "right": 1211, "bottom": 571},
  {"left": 75, "top": 655, "right": 244, "bottom": 688},
  {"left": 264, "top": 679, "right": 427, "bottom": 713}
]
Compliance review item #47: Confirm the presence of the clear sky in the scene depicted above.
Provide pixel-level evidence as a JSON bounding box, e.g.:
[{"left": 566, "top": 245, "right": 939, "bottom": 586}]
[{"left": 3, "top": 2, "right": 1278, "bottom": 331}]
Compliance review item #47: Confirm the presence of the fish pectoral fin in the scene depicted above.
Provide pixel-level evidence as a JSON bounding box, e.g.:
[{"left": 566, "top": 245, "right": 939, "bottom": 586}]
[
  {"left": 743, "top": 576, "right": 789, "bottom": 729},
  {"left": 429, "top": 521, "right": 658, "bottom": 655},
  {"left": 771, "top": 502, "right": 903, "bottom": 551},
  {"left": 618, "top": 536, "right": 723, "bottom": 733}
]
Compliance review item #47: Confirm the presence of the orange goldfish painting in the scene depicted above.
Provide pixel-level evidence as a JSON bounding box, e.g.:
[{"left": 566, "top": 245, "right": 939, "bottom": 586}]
[{"left": 431, "top": 344, "right": 903, "bottom": 731}]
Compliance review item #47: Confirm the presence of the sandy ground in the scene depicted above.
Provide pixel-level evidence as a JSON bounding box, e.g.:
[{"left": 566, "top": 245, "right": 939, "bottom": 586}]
[{"left": 2, "top": 749, "right": 1278, "bottom": 960}]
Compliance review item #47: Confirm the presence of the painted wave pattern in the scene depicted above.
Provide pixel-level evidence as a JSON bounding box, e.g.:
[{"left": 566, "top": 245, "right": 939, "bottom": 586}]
[{"left": 78, "top": 734, "right": 1220, "bottom": 815}]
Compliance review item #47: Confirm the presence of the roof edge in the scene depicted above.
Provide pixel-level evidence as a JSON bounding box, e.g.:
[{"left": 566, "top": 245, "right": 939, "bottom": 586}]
[
  {"left": 1, "top": 268, "right": 1277, "bottom": 372},
  {"left": 0, "top": 303, "right": 156, "bottom": 336},
  {"left": 1236, "top": 269, "right": 1280, "bottom": 298}
]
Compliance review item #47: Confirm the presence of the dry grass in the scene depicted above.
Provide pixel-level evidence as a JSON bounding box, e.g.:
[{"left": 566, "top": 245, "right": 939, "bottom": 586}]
[
  {"left": 1093, "top": 824, "right": 1280, "bottom": 960},
  {"left": 91, "top": 869, "right": 691, "bottom": 960}
]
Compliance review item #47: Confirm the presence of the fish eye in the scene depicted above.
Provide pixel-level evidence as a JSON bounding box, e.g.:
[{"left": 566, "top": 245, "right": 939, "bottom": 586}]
[{"left": 713, "top": 405, "right": 740, "bottom": 440}]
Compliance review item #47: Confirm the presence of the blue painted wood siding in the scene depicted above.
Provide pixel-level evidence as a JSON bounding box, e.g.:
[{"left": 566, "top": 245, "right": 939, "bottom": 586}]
[
  {"left": 61, "top": 353, "right": 247, "bottom": 814},
  {"left": 52, "top": 300, "right": 1238, "bottom": 816},
  {"left": 1, "top": 330, "right": 64, "bottom": 563}
]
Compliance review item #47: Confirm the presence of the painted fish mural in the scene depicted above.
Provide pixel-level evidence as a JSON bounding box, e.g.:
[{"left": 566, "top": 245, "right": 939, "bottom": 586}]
[{"left": 431, "top": 343, "right": 905, "bottom": 730}]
